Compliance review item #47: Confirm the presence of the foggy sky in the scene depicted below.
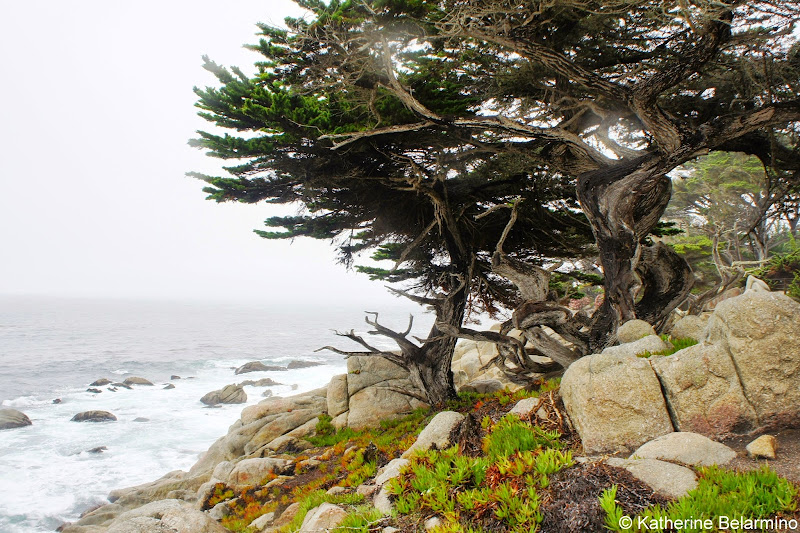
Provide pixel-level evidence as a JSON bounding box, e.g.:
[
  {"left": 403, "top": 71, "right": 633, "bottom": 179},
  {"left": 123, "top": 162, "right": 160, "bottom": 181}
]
[{"left": 0, "top": 1, "right": 408, "bottom": 309}]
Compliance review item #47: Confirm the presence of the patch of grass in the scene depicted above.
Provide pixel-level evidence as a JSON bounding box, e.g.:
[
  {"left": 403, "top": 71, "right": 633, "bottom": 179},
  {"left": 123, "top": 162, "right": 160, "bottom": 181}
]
[
  {"left": 340, "top": 448, "right": 377, "bottom": 487},
  {"left": 306, "top": 415, "right": 362, "bottom": 447},
  {"left": 306, "top": 408, "right": 430, "bottom": 457},
  {"left": 220, "top": 488, "right": 279, "bottom": 532},
  {"left": 637, "top": 337, "right": 698, "bottom": 358},
  {"left": 483, "top": 415, "right": 563, "bottom": 461},
  {"left": 601, "top": 465, "right": 798, "bottom": 532},
  {"left": 386, "top": 412, "right": 572, "bottom": 532},
  {"left": 284, "top": 490, "right": 365, "bottom": 532},
  {"left": 331, "top": 505, "right": 383, "bottom": 532},
  {"left": 204, "top": 482, "right": 235, "bottom": 509}
]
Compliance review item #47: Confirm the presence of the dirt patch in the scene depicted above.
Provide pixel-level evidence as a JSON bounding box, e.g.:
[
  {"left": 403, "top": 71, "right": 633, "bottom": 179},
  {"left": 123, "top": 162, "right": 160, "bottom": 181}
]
[
  {"left": 540, "top": 461, "right": 670, "bottom": 533},
  {"left": 723, "top": 428, "right": 800, "bottom": 484}
]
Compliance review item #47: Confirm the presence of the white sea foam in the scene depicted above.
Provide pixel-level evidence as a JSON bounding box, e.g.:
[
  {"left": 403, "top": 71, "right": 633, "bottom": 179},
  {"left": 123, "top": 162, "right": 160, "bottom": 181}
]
[
  {"left": 0, "top": 295, "right": 432, "bottom": 532},
  {"left": 0, "top": 358, "right": 345, "bottom": 533}
]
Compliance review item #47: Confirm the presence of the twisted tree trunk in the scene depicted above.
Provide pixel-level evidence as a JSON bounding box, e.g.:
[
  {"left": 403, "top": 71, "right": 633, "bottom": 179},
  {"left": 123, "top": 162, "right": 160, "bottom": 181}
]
[{"left": 577, "top": 156, "right": 694, "bottom": 350}]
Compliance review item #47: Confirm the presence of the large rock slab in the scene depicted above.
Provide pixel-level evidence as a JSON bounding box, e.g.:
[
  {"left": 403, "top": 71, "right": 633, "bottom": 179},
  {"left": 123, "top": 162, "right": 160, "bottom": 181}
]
[
  {"left": 402, "top": 411, "right": 464, "bottom": 458},
  {"left": 240, "top": 387, "right": 328, "bottom": 425},
  {"left": 226, "top": 458, "right": 292, "bottom": 489},
  {"left": 347, "top": 379, "right": 427, "bottom": 430},
  {"left": 650, "top": 344, "right": 757, "bottom": 436},
  {"left": 110, "top": 500, "right": 183, "bottom": 523},
  {"left": 105, "top": 516, "right": 170, "bottom": 533},
  {"left": 298, "top": 502, "right": 347, "bottom": 533},
  {"left": 561, "top": 353, "right": 674, "bottom": 454},
  {"left": 60, "top": 525, "right": 109, "bottom": 533},
  {"left": 0, "top": 408, "right": 32, "bottom": 429},
  {"left": 607, "top": 458, "right": 697, "bottom": 499},
  {"left": 161, "top": 507, "right": 230, "bottom": 533},
  {"left": 74, "top": 503, "right": 124, "bottom": 526},
  {"left": 190, "top": 388, "right": 327, "bottom": 476},
  {"left": 346, "top": 356, "right": 410, "bottom": 396},
  {"left": 601, "top": 335, "right": 668, "bottom": 358},
  {"left": 704, "top": 291, "right": 800, "bottom": 426},
  {"left": 106, "top": 499, "right": 228, "bottom": 533},
  {"left": 451, "top": 339, "right": 498, "bottom": 388},
  {"left": 326, "top": 374, "right": 349, "bottom": 418},
  {"left": 243, "top": 409, "right": 320, "bottom": 455},
  {"left": 631, "top": 432, "right": 737, "bottom": 467},
  {"left": 109, "top": 470, "right": 210, "bottom": 508}
]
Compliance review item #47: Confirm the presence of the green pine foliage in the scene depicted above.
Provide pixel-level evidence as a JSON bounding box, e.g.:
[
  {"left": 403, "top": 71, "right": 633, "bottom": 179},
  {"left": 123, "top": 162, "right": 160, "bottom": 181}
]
[{"left": 754, "top": 244, "right": 800, "bottom": 300}]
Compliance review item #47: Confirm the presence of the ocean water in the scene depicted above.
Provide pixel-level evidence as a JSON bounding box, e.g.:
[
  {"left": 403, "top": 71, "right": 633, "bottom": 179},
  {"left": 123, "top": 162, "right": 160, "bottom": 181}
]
[{"left": 0, "top": 295, "right": 431, "bottom": 532}]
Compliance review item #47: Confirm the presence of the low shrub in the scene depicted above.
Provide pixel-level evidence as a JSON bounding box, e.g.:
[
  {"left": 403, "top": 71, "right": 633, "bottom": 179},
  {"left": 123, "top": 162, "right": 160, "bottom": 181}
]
[
  {"left": 601, "top": 465, "right": 798, "bottom": 532},
  {"left": 637, "top": 336, "right": 698, "bottom": 358},
  {"left": 386, "top": 413, "right": 572, "bottom": 532}
]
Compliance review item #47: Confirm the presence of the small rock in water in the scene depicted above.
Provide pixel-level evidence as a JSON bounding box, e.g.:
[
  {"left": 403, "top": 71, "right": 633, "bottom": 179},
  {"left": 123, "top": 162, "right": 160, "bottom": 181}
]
[
  {"left": 107, "top": 387, "right": 117, "bottom": 392},
  {"left": 201, "top": 384, "right": 247, "bottom": 405},
  {"left": 123, "top": 376, "right": 154, "bottom": 386},
  {"left": 163, "top": 384, "right": 175, "bottom": 390},
  {"left": 235, "top": 361, "right": 287, "bottom": 375},
  {"left": 90, "top": 378, "right": 111, "bottom": 387},
  {"left": 262, "top": 389, "right": 273, "bottom": 398},
  {"left": 71, "top": 411, "right": 117, "bottom": 422},
  {"left": 291, "top": 384, "right": 299, "bottom": 390},
  {"left": 0, "top": 408, "right": 33, "bottom": 430},
  {"left": 239, "top": 377, "right": 283, "bottom": 387},
  {"left": 52, "top": 398, "right": 62, "bottom": 404},
  {"left": 133, "top": 417, "right": 150, "bottom": 422},
  {"left": 170, "top": 375, "right": 181, "bottom": 380},
  {"left": 86, "top": 388, "right": 102, "bottom": 394},
  {"left": 287, "top": 360, "right": 325, "bottom": 369},
  {"left": 88, "top": 446, "right": 107, "bottom": 454},
  {"left": 112, "top": 382, "right": 133, "bottom": 390}
]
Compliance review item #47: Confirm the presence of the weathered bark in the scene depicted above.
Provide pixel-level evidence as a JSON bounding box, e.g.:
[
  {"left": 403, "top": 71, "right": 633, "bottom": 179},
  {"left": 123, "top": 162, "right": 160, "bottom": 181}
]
[
  {"left": 318, "top": 287, "right": 465, "bottom": 407},
  {"left": 491, "top": 252, "right": 550, "bottom": 302},
  {"left": 634, "top": 242, "right": 694, "bottom": 330},
  {"left": 405, "top": 278, "right": 467, "bottom": 406},
  {"left": 577, "top": 156, "right": 687, "bottom": 350}
]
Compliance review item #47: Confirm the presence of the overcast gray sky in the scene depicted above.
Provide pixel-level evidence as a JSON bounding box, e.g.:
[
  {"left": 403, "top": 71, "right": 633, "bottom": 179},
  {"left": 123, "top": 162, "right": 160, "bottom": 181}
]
[{"left": 0, "top": 1, "right": 409, "bottom": 308}]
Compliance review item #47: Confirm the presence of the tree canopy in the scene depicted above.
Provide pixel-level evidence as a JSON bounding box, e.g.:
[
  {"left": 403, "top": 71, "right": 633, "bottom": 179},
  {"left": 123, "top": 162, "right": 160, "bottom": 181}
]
[{"left": 192, "top": 0, "right": 800, "bottom": 400}]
